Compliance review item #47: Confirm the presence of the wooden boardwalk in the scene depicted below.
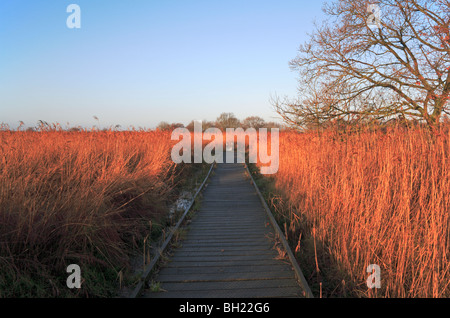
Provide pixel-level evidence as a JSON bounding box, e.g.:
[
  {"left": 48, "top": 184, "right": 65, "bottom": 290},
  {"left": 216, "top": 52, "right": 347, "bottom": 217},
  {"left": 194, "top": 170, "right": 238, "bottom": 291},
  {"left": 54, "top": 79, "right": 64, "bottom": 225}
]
[{"left": 144, "top": 159, "right": 309, "bottom": 298}]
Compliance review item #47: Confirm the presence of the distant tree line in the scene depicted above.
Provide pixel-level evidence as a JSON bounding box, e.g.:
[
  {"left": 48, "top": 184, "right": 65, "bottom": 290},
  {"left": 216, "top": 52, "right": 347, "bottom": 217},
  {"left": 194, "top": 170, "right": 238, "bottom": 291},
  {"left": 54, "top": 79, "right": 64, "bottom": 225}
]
[
  {"left": 157, "top": 112, "right": 284, "bottom": 132},
  {"left": 7, "top": 114, "right": 284, "bottom": 132}
]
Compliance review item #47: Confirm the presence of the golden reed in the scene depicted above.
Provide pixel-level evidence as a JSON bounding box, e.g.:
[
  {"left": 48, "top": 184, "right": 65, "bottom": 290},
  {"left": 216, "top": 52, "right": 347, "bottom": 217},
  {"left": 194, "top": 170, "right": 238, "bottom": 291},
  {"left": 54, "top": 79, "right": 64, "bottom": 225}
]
[{"left": 258, "top": 125, "right": 450, "bottom": 297}]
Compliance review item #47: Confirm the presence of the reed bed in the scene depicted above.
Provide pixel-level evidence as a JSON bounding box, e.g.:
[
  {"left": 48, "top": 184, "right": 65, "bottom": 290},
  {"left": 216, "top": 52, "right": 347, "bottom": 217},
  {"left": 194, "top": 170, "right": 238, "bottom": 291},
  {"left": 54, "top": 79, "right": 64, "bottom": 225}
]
[
  {"left": 0, "top": 128, "right": 181, "bottom": 296},
  {"left": 259, "top": 126, "right": 450, "bottom": 297}
]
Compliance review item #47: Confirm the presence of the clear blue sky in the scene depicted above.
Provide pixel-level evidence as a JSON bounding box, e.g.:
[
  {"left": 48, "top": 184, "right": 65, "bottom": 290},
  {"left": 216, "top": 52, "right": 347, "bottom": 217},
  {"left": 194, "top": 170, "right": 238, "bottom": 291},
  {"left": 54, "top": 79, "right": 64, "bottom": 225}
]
[{"left": 0, "top": 0, "right": 327, "bottom": 129}]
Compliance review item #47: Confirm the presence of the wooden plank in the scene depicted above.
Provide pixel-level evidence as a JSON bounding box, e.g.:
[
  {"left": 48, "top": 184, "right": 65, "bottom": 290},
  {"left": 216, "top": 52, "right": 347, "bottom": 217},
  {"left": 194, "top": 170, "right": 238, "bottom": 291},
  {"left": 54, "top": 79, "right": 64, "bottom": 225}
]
[
  {"left": 142, "top": 161, "right": 310, "bottom": 298},
  {"left": 180, "top": 237, "right": 272, "bottom": 244},
  {"left": 147, "top": 287, "right": 303, "bottom": 298},
  {"left": 184, "top": 232, "right": 271, "bottom": 239},
  {"left": 178, "top": 246, "right": 275, "bottom": 253},
  {"left": 157, "top": 279, "right": 300, "bottom": 292},
  {"left": 187, "top": 224, "right": 269, "bottom": 230},
  {"left": 157, "top": 270, "right": 296, "bottom": 283},
  {"left": 169, "top": 254, "right": 279, "bottom": 262},
  {"left": 156, "top": 264, "right": 295, "bottom": 275},
  {"left": 168, "top": 249, "right": 278, "bottom": 258},
  {"left": 165, "top": 259, "right": 289, "bottom": 268},
  {"left": 179, "top": 241, "right": 273, "bottom": 249}
]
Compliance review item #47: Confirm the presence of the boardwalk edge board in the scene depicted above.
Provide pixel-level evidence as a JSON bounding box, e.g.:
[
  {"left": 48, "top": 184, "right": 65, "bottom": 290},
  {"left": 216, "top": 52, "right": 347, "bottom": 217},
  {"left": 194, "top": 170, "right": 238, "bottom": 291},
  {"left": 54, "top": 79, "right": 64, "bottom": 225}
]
[
  {"left": 243, "top": 163, "right": 314, "bottom": 298},
  {"left": 128, "top": 163, "right": 215, "bottom": 298}
]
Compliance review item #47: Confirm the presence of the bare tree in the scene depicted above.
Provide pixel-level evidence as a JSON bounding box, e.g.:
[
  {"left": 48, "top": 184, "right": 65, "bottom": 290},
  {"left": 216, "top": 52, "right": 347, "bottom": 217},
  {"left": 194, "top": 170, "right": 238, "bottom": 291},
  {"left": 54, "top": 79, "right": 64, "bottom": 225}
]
[
  {"left": 242, "top": 116, "right": 266, "bottom": 129},
  {"left": 275, "top": 0, "right": 450, "bottom": 130},
  {"left": 186, "top": 120, "right": 215, "bottom": 132},
  {"left": 215, "top": 112, "right": 241, "bottom": 130},
  {"left": 156, "top": 121, "right": 171, "bottom": 131},
  {"left": 157, "top": 121, "right": 184, "bottom": 131}
]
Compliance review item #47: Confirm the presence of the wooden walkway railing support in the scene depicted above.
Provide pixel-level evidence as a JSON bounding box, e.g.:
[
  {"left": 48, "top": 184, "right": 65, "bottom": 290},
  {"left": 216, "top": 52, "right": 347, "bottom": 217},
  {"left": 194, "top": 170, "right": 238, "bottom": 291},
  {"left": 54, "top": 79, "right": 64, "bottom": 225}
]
[
  {"left": 244, "top": 164, "right": 314, "bottom": 298},
  {"left": 128, "top": 163, "right": 215, "bottom": 298}
]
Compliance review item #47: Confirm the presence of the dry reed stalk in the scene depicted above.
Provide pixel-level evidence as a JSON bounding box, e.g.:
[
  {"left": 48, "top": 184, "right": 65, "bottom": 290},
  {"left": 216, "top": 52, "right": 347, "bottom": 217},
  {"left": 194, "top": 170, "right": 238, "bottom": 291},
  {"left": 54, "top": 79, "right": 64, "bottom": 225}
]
[
  {"left": 0, "top": 128, "right": 183, "bottom": 296},
  {"left": 257, "top": 125, "right": 450, "bottom": 297}
]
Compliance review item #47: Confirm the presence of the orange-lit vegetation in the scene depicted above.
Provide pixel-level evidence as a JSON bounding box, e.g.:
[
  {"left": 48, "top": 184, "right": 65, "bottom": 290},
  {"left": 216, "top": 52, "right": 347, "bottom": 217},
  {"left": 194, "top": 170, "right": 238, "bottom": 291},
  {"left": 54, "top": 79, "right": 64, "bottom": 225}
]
[
  {"left": 258, "top": 125, "right": 450, "bottom": 297},
  {"left": 0, "top": 127, "right": 190, "bottom": 296},
  {"left": 2, "top": 122, "right": 449, "bottom": 298}
]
